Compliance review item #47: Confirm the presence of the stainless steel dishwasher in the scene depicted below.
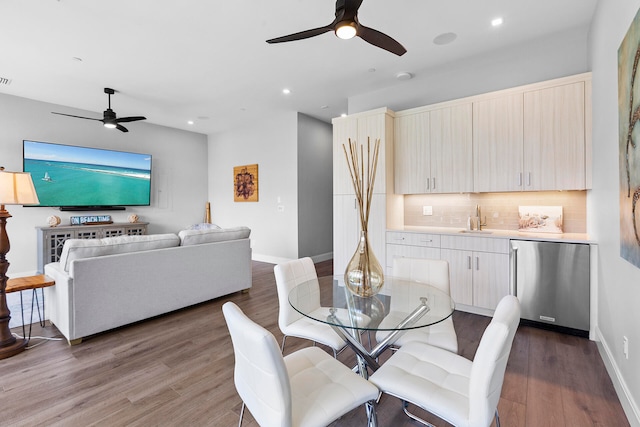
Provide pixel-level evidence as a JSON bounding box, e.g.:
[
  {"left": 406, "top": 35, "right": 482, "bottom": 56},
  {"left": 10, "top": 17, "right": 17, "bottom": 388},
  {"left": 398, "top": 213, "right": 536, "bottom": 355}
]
[{"left": 510, "top": 240, "right": 590, "bottom": 336}]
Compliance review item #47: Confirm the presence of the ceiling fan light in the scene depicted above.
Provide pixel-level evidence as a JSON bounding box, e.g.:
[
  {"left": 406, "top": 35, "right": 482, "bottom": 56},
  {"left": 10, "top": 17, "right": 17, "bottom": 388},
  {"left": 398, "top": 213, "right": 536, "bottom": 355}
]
[
  {"left": 335, "top": 21, "right": 357, "bottom": 40},
  {"left": 104, "top": 122, "right": 117, "bottom": 129}
]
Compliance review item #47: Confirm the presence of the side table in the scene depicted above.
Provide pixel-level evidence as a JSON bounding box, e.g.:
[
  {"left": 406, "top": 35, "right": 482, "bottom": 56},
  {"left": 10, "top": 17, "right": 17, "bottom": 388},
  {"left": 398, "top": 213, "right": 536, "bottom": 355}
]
[{"left": 6, "top": 274, "right": 55, "bottom": 342}]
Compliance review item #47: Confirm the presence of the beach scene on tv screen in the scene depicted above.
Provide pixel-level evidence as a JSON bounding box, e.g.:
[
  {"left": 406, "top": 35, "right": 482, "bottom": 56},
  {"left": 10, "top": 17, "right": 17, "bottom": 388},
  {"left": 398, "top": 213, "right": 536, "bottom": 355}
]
[{"left": 24, "top": 140, "right": 151, "bottom": 207}]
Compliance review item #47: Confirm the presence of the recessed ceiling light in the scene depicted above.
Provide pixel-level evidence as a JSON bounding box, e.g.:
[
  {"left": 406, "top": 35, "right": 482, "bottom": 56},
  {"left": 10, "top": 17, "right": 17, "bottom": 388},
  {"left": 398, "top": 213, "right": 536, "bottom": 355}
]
[
  {"left": 492, "top": 17, "right": 504, "bottom": 27},
  {"left": 187, "top": 120, "right": 194, "bottom": 125},
  {"left": 320, "top": 105, "right": 329, "bottom": 109},
  {"left": 433, "top": 32, "right": 457, "bottom": 46},
  {"left": 282, "top": 88, "right": 291, "bottom": 95},
  {"left": 341, "top": 113, "right": 347, "bottom": 117},
  {"left": 396, "top": 72, "right": 413, "bottom": 81}
]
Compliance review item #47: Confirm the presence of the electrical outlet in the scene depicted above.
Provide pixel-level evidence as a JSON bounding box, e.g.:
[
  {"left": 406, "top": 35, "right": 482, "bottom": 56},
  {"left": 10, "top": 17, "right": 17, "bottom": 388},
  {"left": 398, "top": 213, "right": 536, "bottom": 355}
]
[
  {"left": 422, "top": 206, "right": 433, "bottom": 216},
  {"left": 624, "top": 336, "right": 629, "bottom": 359}
]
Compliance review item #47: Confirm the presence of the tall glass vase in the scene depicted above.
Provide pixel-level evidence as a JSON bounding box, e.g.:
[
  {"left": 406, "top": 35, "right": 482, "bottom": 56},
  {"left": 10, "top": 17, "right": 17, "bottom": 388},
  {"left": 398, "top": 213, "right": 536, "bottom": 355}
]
[{"left": 344, "top": 230, "right": 384, "bottom": 297}]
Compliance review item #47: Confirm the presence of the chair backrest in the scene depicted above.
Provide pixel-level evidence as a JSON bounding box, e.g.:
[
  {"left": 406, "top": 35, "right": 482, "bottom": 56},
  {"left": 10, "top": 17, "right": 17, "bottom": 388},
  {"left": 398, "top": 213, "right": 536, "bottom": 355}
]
[
  {"left": 468, "top": 295, "right": 521, "bottom": 426},
  {"left": 393, "top": 257, "right": 451, "bottom": 293},
  {"left": 222, "top": 302, "right": 293, "bottom": 427},
  {"left": 274, "top": 257, "right": 320, "bottom": 330}
]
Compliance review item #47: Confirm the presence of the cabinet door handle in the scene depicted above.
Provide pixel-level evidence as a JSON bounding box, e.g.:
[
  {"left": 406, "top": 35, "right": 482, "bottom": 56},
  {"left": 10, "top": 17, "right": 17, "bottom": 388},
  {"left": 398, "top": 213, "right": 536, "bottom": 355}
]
[
  {"left": 527, "top": 172, "right": 531, "bottom": 187},
  {"left": 426, "top": 179, "right": 430, "bottom": 191},
  {"left": 518, "top": 172, "right": 523, "bottom": 187},
  {"left": 475, "top": 256, "right": 480, "bottom": 271},
  {"left": 432, "top": 177, "right": 436, "bottom": 190},
  {"left": 467, "top": 255, "right": 471, "bottom": 270}
]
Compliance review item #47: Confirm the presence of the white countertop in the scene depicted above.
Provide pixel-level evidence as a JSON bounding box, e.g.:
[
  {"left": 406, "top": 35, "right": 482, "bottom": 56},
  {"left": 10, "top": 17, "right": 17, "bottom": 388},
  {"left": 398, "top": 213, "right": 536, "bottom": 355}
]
[{"left": 390, "top": 226, "right": 593, "bottom": 244}]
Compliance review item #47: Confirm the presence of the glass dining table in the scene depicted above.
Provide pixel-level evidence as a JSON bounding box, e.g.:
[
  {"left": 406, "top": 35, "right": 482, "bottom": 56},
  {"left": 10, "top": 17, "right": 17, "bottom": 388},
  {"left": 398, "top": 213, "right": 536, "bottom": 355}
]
[{"left": 288, "top": 275, "right": 455, "bottom": 374}]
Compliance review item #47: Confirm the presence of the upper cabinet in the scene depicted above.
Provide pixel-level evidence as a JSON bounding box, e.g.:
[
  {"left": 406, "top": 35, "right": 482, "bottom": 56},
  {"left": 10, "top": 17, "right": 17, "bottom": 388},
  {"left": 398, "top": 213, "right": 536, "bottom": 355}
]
[
  {"left": 396, "top": 73, "right": 592, "bottom": 194},
  {"left": 395, "top": 103, "right": 473, "bottom": 194},
  {"left": 473, "top": 93, "right": 524, "bottom": 192},
  {"left": 333, "top": 108, "right": 393, "bottom": 195},
  {"left": 523, "top": 81, "right": 586, "bottom": 191}
]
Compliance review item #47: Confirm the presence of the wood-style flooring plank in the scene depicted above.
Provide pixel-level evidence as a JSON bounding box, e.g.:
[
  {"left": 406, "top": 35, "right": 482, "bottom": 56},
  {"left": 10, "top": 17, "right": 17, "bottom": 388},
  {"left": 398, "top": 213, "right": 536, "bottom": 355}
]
[{"left": 2, "top": 260, "right": 629, "bottom": 427}]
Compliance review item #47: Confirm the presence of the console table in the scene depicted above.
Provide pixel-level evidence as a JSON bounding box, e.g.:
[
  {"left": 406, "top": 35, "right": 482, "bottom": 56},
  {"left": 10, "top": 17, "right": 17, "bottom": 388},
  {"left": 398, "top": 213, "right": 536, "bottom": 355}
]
[{"left": 36, "top": 222, "right": 148, "bottom": 273}]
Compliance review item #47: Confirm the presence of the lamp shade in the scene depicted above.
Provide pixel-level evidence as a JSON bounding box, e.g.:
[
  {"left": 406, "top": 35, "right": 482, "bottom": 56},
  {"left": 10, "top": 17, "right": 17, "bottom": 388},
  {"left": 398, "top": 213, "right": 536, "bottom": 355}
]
[{"left": 0, "top": 171, "right": 40, "bottom": 205}]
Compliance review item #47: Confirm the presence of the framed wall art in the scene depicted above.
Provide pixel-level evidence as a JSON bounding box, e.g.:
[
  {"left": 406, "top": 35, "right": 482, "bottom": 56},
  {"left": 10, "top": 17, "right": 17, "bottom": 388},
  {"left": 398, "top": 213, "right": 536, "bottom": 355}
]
[
  {"left": 619, "top": 7, "right": 640, "bottom": 269},
  {"left": 234, "top": 164, "right": 258, "bottom": 202}
]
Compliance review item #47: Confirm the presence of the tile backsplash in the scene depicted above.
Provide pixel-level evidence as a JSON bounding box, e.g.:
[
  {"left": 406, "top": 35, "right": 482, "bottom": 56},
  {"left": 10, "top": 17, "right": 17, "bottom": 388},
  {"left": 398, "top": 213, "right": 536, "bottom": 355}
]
[{"left": 404, "top": 191, "right": 586, "bottom": 233}]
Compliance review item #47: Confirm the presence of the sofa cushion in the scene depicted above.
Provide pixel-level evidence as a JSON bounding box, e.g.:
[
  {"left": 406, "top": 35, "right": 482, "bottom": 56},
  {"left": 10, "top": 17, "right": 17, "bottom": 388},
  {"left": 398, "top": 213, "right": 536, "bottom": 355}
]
[
  {"left": 59, "top": 233, "right": 180, "bottom": 272},
  {"left": 178, "top": 226, "right": 251, "bottom": 246}
]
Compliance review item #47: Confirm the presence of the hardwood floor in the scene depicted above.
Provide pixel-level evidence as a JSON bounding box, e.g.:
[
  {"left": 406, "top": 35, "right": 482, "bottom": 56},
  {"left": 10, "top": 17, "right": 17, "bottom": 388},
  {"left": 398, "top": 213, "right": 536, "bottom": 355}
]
[{"left": 2, "top": 260, "right": 628, "bottom": 426}]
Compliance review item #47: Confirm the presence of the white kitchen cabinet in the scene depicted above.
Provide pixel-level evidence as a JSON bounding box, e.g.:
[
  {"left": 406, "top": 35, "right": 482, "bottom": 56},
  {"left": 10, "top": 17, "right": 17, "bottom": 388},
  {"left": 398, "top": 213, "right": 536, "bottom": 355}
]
[
  {"left": 523, "top": 81, "right": 586, "bottom": 191},
  {"left": 430, "top": 104, "right": 473, "bottom": 193},
  {"left": 385, "top": 231, "right": 441, "bottom": 275},
  {"left": 473, "top": 93, "right": 524, "bottom": 192},
  {"left": 334, "top": 194, "right": 387, "bottom": 275},
  {"left": 440, "top": 235, "right": 510, "bottom": 312},
  {"left": 332, "top": 108, "right": 396, "bottom": 276},
  {"left": 394, "top": 103, "right": 473, "bottom": 194},
  {"left": 394, "top": 112, "right": 430, "bottom": 194}
]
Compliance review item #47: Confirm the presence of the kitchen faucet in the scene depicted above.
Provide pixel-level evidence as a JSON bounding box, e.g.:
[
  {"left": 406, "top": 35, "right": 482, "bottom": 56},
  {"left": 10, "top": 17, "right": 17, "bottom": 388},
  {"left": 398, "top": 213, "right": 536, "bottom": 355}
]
[{"left": 475, "top": 205, "right": 487, "bottom": 231}]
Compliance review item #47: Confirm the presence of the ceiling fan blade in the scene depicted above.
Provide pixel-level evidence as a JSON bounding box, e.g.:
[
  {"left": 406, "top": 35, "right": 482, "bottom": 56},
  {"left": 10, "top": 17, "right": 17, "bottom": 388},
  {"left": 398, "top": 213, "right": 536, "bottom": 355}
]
[
  {"left": 357, "top": 24, "right": 407, "bottom": 56},
  {"left": 115, "top": 116, "right": 147, "bottom": 123},
  {"left": 267, "top": 25, "right": 333, "bottom": 44},
  {"left": 51, "top": 112, "right": 102, "bottom": 121},
  {"left": 116, "top": 124, "right": 129, "bottom": 133}
]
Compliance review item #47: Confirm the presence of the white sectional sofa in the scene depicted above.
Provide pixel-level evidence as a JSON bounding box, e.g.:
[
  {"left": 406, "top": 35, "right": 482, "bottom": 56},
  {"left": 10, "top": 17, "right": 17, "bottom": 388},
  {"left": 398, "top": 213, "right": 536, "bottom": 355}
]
[{"left": 44, "top": 226, "right": 252, "bottom": 344}]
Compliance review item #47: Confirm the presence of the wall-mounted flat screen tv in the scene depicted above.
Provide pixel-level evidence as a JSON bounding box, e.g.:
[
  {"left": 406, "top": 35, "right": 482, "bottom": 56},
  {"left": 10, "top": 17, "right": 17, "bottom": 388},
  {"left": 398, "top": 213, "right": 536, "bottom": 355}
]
[{"left": 23, "top": 140, "right": 152, "bottom": 210}]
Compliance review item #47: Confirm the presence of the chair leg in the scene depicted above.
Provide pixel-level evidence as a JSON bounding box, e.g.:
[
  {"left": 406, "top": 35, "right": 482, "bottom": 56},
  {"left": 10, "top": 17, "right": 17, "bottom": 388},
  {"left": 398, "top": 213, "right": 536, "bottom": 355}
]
[
  {"left": 401, "top": 400, "right": 436, "bottom": 427},
  {"left": 238, "top": 402, "right": 245, "bottom": 427},
  {"left": 495, "top": 408, "right": 501, "bottom": 427},
  {"left": 280, "top": 335, "right": 288, "bottom": 354}
]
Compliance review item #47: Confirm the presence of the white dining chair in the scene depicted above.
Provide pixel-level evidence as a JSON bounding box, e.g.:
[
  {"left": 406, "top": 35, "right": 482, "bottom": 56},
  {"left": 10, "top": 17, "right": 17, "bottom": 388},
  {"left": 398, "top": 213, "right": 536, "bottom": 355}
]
[
  {"left": 376, "top": 257, "right": 458, "bottom": 353},
  {"left": 222, "top": 301, "right": 379, "bottom": 427},
  {"left": 274, "top": 257, "right": 346, "bottom": 356},
  {"left": 369, "top": 295, "right": 521, "bottom": 427}
]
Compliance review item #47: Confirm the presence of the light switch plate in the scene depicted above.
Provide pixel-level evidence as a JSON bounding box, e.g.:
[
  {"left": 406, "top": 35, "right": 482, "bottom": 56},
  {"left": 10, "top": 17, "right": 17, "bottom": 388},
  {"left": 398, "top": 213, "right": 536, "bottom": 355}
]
[{"left": 422, "top": 206, "right": 433, "bottom": 216}]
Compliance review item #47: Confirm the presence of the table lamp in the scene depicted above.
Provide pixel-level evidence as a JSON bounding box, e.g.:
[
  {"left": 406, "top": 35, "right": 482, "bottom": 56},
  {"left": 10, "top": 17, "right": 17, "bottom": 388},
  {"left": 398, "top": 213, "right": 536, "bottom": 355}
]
[{"left": 0, "top": 167, "right": 39, "bottom": 359}]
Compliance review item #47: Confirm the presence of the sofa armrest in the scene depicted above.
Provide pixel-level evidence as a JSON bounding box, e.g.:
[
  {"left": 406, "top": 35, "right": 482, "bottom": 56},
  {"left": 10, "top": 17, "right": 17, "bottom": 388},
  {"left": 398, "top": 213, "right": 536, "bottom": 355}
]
[{"left": 44, "top": 262, "right": 74, "bottom": 342}]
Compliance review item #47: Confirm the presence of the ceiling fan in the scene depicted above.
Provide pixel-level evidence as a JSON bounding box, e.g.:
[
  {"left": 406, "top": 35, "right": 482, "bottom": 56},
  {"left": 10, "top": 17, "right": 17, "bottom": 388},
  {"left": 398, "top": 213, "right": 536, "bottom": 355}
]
[
  {"left": 266, "top": 0, "right": 406, "bottom": 56},
  {"left": 52, "top": 88, "right": 146, "bottom": 133}
]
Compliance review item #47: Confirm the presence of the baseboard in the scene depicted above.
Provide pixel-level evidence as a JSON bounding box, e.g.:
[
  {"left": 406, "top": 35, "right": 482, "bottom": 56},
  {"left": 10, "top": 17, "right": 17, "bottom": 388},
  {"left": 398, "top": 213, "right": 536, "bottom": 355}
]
[
  {"left": 252, "top": 252, "right": 333, "bottom": 265},
  {"left": 595, "top": 325, "right": 640, "bottom": 426}
]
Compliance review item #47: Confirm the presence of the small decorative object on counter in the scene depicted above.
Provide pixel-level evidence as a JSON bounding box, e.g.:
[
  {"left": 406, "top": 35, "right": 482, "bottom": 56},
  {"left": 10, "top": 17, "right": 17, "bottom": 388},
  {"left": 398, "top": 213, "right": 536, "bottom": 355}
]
[
  {"left": 518, "top": 206, "right": 563, "bottom": 233},
  {"left": 47, "top": 215, "right": 61, "bottom": 227},
  {"left": 343, "top": 137, "right": 384, "bottom": 298},
  {"left": 128, "top": 214, "right": 139, "bottom": 223}
]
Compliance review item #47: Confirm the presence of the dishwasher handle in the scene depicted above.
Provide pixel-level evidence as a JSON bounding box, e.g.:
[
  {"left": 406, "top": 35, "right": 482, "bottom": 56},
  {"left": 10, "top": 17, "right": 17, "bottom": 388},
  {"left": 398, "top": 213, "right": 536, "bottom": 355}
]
[{"left": 510, "top": 246, "right": 518, "bottom": 297}]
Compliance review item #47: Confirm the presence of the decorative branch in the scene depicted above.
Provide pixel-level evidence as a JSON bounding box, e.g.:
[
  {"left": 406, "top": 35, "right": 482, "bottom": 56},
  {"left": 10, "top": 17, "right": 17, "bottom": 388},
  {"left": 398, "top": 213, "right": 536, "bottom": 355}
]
[{"left": 342, "top": 137, "right": 382, "bottom": 296}]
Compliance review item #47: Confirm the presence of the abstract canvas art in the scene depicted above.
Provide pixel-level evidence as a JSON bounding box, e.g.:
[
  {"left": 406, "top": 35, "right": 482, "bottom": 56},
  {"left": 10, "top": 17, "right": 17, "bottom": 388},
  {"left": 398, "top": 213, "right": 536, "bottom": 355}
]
[
  {"left": 233, "top": 164, "right": 258, "bottom": 202},
  {"left": 619, "top": 7, "right": 640, "bottom": 269}
]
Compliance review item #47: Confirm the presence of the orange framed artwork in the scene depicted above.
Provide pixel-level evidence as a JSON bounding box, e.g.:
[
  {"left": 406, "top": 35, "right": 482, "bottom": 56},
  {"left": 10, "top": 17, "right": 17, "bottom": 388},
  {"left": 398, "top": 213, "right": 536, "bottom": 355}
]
[{"left": 234, "top": 164, "right": 259, "bottom": 202}]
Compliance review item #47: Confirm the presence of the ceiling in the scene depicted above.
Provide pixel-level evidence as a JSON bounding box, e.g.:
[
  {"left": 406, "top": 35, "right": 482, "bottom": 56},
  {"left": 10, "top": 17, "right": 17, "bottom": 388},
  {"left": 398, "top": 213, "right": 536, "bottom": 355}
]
[{"left": 0, "top": 0, "right": 597, "bottom": 135}]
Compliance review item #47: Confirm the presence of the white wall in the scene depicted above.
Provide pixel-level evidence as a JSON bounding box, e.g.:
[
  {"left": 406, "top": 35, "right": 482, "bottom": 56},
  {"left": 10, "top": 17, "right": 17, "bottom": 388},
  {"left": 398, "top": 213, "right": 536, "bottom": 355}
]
[
  {"left": 0, "top": 92, "right": 208, "bottom": 275},
  {"left": 348, "top": 26, "right": 591, "bottom": 115},
  {"left": 590, "top": 1, "right": 640, "bottom": 424},
  {"left": 208, "top": 111, "right": 299, "bottom": 263}
]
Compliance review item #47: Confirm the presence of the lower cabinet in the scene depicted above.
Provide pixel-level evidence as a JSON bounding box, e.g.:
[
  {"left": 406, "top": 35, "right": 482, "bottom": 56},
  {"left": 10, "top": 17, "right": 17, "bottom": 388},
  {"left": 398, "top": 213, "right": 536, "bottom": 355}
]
[
  {"left": 386, "top": 231, "right": 511, "bottom": 314},
  {"left": 440, "top": 248, "right": 509, "bottom": 311},
  {"left": 440, "top": 235, "right": 510, "bottom": 312},
  {"left": 386, "top": 231, "right": 441, "bottom": 275}
]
